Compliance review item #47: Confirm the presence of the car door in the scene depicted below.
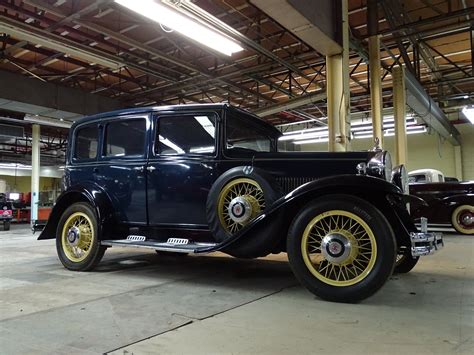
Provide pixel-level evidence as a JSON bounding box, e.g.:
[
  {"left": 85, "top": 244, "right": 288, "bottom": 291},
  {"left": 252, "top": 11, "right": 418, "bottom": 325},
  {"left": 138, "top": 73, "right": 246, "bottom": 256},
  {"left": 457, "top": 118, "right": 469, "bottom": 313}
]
[
  {"left": 147, "top": 111, "right": 219, "bottom": 227},
  {"left": 96, "top": 115, "right": 149, "bottom": 224}
]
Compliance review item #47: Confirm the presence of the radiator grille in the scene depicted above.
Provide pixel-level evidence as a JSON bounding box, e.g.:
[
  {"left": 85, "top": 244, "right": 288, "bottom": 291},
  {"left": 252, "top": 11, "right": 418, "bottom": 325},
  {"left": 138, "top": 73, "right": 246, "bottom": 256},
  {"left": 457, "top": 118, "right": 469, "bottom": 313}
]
[{"left": 277, "top": 177, "right": 316, "bottom": 194}]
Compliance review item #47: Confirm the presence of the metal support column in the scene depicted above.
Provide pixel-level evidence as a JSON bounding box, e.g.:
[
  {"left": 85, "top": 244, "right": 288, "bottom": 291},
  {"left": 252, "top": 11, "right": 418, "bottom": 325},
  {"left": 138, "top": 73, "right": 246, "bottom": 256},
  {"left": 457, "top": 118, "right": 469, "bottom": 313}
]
[
  {"left": 31, "top": 124, "right": 40, "bottom": 225},
  {"left": 326, "top": 54, "right": 346, "bottom": 152},
  {"left": 393, "top": 66, "right": 407, "bottom": 165},
  {"left": 454, "top": 146, "right": 463, "bottom": 181},
  {"left": 368, "top": 0, "right": 383, "bottom": 147},
  {"left": 341, "top": 0, "right": 351, "bottom": 150}
]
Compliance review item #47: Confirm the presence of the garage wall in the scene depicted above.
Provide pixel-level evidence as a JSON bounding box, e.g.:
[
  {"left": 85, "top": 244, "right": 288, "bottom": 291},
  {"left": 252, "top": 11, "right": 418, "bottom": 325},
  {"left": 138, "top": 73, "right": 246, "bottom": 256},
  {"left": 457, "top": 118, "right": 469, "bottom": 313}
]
[
  {"left": 299, "top": 122, "right": 474, "bottom": 180},
  {"left": 0, "top": 175, "right": 61, "bottom": 193}
]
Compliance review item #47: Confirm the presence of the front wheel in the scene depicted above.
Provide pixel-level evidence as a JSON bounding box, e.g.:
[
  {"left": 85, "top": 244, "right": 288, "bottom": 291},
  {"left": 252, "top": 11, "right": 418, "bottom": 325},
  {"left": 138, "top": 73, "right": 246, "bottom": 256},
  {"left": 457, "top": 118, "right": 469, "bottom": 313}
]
[
  {"left": 56, "top": 202, "right": 106, "bottom": 271},
  {"left": 287, "top": 195, "right": 396, "bottom": 303}
]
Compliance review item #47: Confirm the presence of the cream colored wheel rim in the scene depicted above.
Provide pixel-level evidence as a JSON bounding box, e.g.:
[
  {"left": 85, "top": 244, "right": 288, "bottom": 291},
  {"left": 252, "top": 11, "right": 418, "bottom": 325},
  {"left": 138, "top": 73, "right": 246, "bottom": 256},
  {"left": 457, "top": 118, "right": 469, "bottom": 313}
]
[
  {"left": 301, "top": 210, "right": 377, "bottom": 287},
  {"left": 61, "top": 212, "right": 95, "bottom": 262},
  {"left": 452, "top": 205, "right": 474, "bottom": 234}
]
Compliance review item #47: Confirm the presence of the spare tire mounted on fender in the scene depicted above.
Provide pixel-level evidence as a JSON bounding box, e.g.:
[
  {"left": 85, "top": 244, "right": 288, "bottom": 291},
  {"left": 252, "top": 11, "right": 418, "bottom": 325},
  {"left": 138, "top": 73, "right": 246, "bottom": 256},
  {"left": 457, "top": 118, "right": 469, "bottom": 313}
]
[{"left": 206, "top": 166, "right": 282, "bottom": 258}]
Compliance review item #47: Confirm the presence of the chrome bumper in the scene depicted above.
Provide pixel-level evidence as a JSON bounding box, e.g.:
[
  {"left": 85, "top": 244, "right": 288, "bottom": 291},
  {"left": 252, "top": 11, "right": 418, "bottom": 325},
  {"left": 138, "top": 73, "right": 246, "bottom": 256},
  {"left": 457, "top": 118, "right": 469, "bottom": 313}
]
[{"left": 410, "top": 232, "right": 444, "bottom": 257}]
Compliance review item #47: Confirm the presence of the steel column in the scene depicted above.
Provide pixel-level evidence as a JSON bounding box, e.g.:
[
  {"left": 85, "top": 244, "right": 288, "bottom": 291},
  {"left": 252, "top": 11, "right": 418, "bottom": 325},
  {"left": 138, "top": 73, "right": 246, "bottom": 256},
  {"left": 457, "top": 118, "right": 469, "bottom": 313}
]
[
  {"left": 393, "top": 66, "right": 407, "bottom": 165},
  {"left": 369, "top": 35, "right": 383, "bottom": 148},
  {"left": 454, "top": 146, "right": 463, "bottom": 181},
  {"left": 30, "top": 124, "right": 40, "bottom": 225}
]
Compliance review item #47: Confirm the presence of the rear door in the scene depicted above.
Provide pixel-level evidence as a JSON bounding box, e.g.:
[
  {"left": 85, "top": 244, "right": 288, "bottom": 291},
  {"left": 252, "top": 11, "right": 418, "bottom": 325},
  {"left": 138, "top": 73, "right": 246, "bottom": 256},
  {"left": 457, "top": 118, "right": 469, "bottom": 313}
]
[{"left": 96, "top": 115, "right": 149, "bottom": 224}]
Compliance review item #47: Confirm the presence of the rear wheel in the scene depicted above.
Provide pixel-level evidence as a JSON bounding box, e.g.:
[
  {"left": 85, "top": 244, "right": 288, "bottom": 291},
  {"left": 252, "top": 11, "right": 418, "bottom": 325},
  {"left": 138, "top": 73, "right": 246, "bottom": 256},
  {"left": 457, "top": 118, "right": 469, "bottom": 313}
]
[
  {"left": 451, "top": 205, "right": 474, "bottom": 235},
  {"left": 56, "top": 202, "right": 106, "bottom": 271},
  {"left": 287, "top": 195, "right": 396, "bottom": 303}
]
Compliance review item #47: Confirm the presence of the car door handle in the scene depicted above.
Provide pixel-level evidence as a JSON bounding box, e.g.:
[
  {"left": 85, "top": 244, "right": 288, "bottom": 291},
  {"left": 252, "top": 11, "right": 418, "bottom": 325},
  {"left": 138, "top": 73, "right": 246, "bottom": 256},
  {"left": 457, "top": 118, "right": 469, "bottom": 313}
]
[
  {"left": 146, "top": 166, "right": 156, "bottom": 172},
  {"left": 133, "top": 166, "right": 145, "bottom": 173}
]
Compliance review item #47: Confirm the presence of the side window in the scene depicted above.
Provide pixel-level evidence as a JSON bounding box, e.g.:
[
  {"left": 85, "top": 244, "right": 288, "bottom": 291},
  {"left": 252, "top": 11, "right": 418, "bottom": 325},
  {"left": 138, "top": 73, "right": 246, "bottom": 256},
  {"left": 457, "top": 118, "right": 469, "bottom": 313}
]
[
  {"left": 74, "top": 124, "right": 98, "bottom": 160},
  {"left": 156, "top": 114, "right": 216, "bottom": 155},
  {"left": 104, "top": 118, "right": 146, "bottom": 157},
  {"left": 226, "top": 114, "right": 272, "bottom": 152}
]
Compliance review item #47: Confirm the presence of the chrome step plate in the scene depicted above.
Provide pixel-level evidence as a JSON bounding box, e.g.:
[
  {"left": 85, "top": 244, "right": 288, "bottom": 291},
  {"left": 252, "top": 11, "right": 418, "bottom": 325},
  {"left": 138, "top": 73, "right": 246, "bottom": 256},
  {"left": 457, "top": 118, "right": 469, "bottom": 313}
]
[
  {"left": 127, "top": 235, "right": 146, "bottom": 242},
  {"left": 166, "top": 238, "right": 189, "bottom": 245}
]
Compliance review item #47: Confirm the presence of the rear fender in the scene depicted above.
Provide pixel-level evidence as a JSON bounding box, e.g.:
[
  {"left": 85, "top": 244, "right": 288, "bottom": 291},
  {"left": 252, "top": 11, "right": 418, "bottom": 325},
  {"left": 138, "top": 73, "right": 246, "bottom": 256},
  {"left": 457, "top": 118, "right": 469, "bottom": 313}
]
[
  {"left": 215, "top": 175, "right": 416, "bottom": 252},
  {"left": 37, "top": 183, "right": 116, "bottom": 240}
]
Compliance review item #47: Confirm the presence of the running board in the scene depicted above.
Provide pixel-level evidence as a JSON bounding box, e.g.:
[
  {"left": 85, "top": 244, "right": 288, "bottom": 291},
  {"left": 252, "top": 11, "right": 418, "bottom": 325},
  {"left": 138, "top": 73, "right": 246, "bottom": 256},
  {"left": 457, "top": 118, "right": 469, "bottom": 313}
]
[{"left": 101, "top": 239, "right": 218, "bottom": 253}]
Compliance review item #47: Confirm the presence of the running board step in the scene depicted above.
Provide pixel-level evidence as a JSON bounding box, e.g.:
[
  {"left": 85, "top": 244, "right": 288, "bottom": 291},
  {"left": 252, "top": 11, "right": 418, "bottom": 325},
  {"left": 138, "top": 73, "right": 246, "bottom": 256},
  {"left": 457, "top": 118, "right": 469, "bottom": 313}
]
[{"left": 101, "top": 239, "right": 218, "bottom": 254}]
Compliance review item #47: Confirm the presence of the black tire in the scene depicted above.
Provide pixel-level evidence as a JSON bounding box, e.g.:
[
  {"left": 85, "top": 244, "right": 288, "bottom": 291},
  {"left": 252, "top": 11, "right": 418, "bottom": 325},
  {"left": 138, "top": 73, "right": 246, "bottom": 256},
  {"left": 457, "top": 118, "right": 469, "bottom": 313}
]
[
  {"left": 3, "top": 221, "right": 10, "bottom": 231},
  {"left": 394, "top": 246, "right": 419, "bottom": 273},
  {"left": 206, "top": 166, "right": 282, "bottom": 258},
  {"left": 287, "top": 195, "right": 396, "bottom": 303},
  {"left": 56, "top": 202, "right": 106, "bottom": 271}
]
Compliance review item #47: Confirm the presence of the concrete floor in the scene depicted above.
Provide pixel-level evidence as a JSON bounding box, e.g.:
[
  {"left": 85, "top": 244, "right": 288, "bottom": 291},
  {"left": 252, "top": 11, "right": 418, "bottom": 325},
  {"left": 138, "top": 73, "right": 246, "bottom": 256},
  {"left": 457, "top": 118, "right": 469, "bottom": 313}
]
[{"left": 0, "top": 224, "right": 473, "bottom": 354}]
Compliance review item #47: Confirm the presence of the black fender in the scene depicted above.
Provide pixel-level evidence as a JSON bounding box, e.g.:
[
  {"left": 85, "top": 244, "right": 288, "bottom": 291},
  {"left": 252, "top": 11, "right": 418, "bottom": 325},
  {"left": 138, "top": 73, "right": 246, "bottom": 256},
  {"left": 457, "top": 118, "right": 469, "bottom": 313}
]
[
  {"left": 440, "top": 193, "right": 474, "bottom": 206},
  {"left": 203, "top": 174, "right": 419, "bottom": 253},
  {"left": 37, "top": 182, "right": 117, "bottom": 240}
]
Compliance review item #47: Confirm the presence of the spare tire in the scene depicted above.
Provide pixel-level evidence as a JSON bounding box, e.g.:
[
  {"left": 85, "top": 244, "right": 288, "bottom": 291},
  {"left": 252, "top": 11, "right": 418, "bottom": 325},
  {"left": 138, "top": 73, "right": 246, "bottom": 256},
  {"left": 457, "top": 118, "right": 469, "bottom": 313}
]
[{"left": 206, "top": 166, "right": 282, "bottom": 258}]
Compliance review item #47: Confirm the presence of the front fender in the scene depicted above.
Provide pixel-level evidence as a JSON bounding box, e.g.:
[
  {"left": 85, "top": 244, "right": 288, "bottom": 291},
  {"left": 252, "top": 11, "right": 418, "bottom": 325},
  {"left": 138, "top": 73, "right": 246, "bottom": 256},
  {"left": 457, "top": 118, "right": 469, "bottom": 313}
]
[
  {"left": 211, "top": 174, "right": 415, "bottom": 252},
  {"left": 37, "top": 182, "right": 116, "bottom": 240}
]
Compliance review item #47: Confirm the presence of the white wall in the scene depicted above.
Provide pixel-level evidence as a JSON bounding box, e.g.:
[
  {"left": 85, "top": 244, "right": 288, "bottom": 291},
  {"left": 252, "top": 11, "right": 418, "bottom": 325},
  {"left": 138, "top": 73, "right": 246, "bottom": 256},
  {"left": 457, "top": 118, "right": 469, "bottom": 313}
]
[{"left": 300, "top": 123, "right": 474, "bottom": 180}]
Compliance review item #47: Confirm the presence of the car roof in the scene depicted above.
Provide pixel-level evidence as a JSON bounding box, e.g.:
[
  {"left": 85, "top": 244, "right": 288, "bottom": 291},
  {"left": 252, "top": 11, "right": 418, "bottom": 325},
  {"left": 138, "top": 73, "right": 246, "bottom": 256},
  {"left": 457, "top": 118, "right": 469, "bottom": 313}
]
[
  {"left": 71, "top": 103, "right": 281, "bottom": 136},
  {"left": 408, "top": 168, "right": 444, "bottom": 176}
]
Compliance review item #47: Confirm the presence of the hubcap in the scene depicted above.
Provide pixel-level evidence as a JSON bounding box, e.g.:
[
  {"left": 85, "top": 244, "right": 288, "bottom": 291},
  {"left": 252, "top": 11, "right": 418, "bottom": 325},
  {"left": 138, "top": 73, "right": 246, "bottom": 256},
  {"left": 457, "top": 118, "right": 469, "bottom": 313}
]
[
  {"left": 228, "top": 196, "right": 252, "bottom": 224},
  {"left": 461, "top": 213, "right": 473, "bottom": 226},
  {"left": 321, "top": 233, "right": 352, "bottom": 264},
  {"left": 67, "top": 226, "right": 81, "bottom": 246}
]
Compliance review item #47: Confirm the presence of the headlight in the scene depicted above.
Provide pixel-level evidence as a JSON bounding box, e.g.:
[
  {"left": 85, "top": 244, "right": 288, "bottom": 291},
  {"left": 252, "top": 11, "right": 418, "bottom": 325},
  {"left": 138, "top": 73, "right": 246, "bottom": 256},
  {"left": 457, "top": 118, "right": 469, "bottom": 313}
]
[
  {"left": 391, "top": 164, "right": 409, "bottom": 194},
  {"left": 367, "top": 151, "right": 392, "bottom": 181}
]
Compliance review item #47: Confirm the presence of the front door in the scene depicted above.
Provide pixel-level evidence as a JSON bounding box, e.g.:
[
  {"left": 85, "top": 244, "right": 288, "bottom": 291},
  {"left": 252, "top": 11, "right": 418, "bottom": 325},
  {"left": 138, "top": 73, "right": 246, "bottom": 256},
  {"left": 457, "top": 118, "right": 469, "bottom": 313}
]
[
  {"left": 96, "top": 115, "right": 149, "bottom": 224},
  {"left": 147, "top": 112, "right": 219, "bottom": 227}
]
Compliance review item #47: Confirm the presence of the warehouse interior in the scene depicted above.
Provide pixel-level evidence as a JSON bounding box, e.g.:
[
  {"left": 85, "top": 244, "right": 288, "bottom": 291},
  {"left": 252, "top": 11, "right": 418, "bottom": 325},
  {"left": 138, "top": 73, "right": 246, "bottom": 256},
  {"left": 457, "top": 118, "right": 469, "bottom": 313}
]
[{"left": 0, "top": 0, "right": 473, "bottom": 354}]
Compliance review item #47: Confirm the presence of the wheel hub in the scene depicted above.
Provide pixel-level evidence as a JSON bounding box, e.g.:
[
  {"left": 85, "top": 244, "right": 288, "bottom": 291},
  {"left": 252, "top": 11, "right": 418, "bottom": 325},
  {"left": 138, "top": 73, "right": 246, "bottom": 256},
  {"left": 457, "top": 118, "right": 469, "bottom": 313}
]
[
  {"left": 67, "top": 226, "right": 80, "bottom": 246},
  {"left": 321, "top": 233, "right": 352, "bottom": 264},
  {"left": 461, "top": 213, "right": 473, "bottom": 226},
  {"left": 228, "top": 196, "right": 252, "bottom": 224}
]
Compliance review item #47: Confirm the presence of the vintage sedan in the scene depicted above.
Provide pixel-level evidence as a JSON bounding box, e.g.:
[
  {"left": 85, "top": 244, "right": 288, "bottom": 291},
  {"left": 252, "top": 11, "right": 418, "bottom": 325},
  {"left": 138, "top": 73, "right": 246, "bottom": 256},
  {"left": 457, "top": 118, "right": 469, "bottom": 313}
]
[{"left": 38, "top": 104, "right": 443, "bottom": 303}]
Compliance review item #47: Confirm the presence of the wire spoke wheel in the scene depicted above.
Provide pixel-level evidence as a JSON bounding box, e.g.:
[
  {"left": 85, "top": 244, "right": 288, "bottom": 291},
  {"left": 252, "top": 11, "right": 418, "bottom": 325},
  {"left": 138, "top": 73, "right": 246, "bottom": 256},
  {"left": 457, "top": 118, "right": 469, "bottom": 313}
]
[
  {"left": 217, "top": 178, "right": 265, "bottom": 234},
  {"left": 301, "top": 210, "right": 377, "bottom": 287},
  {"left": 61, "top": 212, "right": 95, "bottom": 262}
]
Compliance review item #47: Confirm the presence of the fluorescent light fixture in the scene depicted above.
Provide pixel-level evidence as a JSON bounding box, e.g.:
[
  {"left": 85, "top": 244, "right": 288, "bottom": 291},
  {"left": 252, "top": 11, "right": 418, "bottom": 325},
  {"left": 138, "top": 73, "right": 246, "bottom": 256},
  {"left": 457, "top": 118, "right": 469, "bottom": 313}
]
[
  {"left": 279, "top": 131, "right": 328, "bottom": 142},
  {"left": 293, "top": 138, "right": 329, "bottom": 144},
  {"left": 24, "top": 115, "right": 72, "bottom": 128},
  {"left": 114, "top": 0, "right": 243, "bottom": 56},
  {"left": 462, "top": 106, "right": 474, "bottom": 124},
  {"left": 0, "top": 163, "right": 32, "bottom": 170},
  {"left": 190, "top": 146, "right": 214, "bottom": 153}
]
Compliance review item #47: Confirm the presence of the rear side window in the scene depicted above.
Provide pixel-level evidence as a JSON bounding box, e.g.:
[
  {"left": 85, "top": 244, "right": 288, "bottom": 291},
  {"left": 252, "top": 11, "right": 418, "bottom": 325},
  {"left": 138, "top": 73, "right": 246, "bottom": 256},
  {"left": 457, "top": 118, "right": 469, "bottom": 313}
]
[
  {"left": 156, "top": 114, "right": 216, "bottom": 155},
  {"left": 104, "top": 118, "right": 146, "bottom": 157},
  {"left": 74, "top": 125, "right": 98, "bottom": 160}
]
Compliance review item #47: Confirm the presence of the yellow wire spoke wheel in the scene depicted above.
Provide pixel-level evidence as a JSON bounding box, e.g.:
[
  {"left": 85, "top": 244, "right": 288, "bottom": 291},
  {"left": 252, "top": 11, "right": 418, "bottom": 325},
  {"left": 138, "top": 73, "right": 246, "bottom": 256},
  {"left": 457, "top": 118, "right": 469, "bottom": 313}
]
[
  {"left": 451, "top": 205, "right": 474, "bottom": 235},
  {"left": 301, "top": 210, "right": 377, "bottom": 287},
  {"left": 61, "top": 212, "right": 95, "bottom": 263},
  {"left": 217, "top": 178, "right": 265, "bottom": 234}
]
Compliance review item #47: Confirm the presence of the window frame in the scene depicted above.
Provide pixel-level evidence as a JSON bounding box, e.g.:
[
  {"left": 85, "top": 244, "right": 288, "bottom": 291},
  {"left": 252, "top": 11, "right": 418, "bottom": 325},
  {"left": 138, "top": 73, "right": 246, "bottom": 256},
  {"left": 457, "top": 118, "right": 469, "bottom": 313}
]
[
  {"left": 152, "top": 112, "right": 219, "bottom": 158},
  {"left": 99, "top": 115, "right": 149, "bottom": 161},
  {"left": 71, "top": 122, "right": 100, "bottom": 163}
]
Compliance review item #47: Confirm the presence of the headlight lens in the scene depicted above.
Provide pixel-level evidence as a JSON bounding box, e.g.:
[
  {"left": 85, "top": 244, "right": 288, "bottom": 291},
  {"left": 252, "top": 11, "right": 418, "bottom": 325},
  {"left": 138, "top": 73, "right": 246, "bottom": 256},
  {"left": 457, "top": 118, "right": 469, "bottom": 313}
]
[{"left": 367, "top": 151, "right": 392, "bottom": 181}]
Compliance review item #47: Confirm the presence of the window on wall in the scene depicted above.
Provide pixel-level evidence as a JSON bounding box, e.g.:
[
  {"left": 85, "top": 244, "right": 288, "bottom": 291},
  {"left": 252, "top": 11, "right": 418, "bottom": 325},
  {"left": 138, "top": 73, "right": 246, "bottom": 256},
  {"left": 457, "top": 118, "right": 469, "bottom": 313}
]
[
  {"left": 104, "top": 118, "right": 146, "bottom": 157},
  {"left": 156, "top": 114, "right": 216, "bottom": 155},
  {"left": 74, "top": 124, "right": 98, "bottom": 160}
]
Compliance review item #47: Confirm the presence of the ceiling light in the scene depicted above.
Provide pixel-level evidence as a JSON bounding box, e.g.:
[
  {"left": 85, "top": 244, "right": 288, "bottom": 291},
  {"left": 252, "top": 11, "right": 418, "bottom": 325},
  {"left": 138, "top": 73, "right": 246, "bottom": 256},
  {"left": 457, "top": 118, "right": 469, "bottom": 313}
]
[
  {"left": 114, "top": 0, "right": 243, "bottom": 56},
  {"left": 462, "top": 106, "right": 474, "bottom": 124}
]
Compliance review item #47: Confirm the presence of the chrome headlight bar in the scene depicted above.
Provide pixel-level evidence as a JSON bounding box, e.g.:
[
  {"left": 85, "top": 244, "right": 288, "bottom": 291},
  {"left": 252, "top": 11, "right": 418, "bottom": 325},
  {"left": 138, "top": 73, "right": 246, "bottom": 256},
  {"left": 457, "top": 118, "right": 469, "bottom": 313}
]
[{"left": 391, "top": 164, "right": 409, "bottom": 194}]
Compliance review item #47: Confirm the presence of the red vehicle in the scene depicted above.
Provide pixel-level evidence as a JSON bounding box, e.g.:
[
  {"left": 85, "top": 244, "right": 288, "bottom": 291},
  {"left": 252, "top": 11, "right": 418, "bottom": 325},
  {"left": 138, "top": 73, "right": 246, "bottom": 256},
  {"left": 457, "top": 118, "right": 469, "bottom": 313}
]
[{"left": 0, "top": 194, "right": 13, "bottom": 231}]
